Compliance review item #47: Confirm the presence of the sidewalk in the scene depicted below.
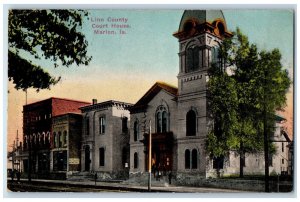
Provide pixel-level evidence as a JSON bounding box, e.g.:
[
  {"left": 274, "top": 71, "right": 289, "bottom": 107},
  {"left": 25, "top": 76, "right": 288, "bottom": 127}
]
[{"left": 15, "top": 178, "right": 247, "bottom": 193}]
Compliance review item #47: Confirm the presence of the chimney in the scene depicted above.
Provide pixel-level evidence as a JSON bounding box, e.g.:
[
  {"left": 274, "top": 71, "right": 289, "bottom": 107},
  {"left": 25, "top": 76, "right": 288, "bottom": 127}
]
[{"left": 92, "top": 99, "right": 97, "bottom": 105}]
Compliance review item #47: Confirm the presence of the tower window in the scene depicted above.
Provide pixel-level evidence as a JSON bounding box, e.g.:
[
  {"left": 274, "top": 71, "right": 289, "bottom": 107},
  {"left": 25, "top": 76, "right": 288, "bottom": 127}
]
[
  {"left": 186, "top": 45, "right": 200, "bottom": 72},
  {"left": 186, "top": 110, "right": 196, "bottom": 136}
]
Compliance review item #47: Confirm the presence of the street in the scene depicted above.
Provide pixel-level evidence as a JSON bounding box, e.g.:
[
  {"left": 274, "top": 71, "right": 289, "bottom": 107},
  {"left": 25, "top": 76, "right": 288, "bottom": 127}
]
[{"left": 7, "top": 179, "right": 247, "bottom": 193}]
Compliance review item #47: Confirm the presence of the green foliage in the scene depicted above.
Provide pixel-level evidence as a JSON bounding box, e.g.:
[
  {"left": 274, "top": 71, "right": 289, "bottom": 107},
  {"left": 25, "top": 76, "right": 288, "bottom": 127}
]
[
  {"left": 206, "top": 27, "right": 291, "bottom": 161},
  {"left": 8, "top": 9, "right": 92, "bottom": 91}
]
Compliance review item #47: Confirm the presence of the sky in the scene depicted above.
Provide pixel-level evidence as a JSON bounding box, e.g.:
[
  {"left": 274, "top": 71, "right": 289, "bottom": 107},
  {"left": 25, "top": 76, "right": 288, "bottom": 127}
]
[{"left": 6, "top": 9, "right": 294, "bottom": 151}]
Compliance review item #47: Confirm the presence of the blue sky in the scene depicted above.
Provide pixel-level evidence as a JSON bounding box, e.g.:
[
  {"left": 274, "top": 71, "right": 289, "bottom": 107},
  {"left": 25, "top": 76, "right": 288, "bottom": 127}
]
[
  {"left": 24, "top": 9, "right": 294, "bottom": 83},
  {"left": 7, "top": 9, "right": 295, "bottom": 148}
]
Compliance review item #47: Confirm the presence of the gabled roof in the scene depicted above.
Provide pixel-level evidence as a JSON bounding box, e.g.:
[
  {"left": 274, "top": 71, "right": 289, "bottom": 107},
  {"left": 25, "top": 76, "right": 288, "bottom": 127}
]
[{"left": 130, "top": 82, "right": 178, "bottom": 113}]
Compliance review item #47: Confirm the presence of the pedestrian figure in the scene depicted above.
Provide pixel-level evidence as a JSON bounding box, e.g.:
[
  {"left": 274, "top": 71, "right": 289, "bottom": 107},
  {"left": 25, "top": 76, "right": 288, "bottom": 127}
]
[
  {"left": 10, "top": 170, "right": 14, "bottom": 182},
  {"left": 168, "top": 171, "right": 172, "bottom": 184},
  {"left": 94, "top": 173, "right": 98, "bottom": 186},
  {"left": 158, "top": 170, "right": 161, "bottom": 181},
  {"left": 16, "top": 170, "right": 21, "bottom": 183}
]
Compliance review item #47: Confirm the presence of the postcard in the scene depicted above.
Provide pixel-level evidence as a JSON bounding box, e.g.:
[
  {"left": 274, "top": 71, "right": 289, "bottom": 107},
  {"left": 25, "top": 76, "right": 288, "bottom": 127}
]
[{"left": 6, "top": 7, "right": 294, "bottom": 195}]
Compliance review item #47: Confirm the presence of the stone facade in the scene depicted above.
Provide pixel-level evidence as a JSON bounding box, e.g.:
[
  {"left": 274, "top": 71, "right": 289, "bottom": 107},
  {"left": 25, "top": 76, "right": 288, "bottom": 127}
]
[
  {"left": 128, "top": 10, "right": 291, "bottom": 183},
  {"left": 80, "top": 100, "right": 132, "bottom": 179}
]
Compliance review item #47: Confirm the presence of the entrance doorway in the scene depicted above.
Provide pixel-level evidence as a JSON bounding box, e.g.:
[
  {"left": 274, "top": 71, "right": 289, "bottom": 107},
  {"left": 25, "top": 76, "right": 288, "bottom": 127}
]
[
  {"left": 84, "top": 146, "right": 90, "bottom": 171},
  {"left": 143, "top": 132, "right": 173, "bottom": 175}
]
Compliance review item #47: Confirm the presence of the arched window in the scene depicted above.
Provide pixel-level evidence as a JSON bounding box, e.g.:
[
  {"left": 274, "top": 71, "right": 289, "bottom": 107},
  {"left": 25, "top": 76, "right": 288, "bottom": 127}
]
[
  {"left": 211, "top": 46, "right": 220, "bottom": 66},
  {"left": 185, "top": 149, "right": 190, "bottom": 169},
  {"left": 33, "top": 134, "right": 36, "bottom": 144},
  {"left": 186, "top": 45, "right": 200, "bottom": 72},
  {"left": 63, "top": 131, "right": 67, "bottom": 147},
  {"left": 58, "top": 131, "right": 62, "bottom": 147},
  {"left": 134, "top": 120, "right": 139, "bottom": 141},
  {"left": 192, "top": 149, "right": 198, "bottom": 169},
  {"left": 42, "top": 133, "right": 46, "bottom": 145},
  {"left": 156, "top": 106, "right": 168, "bottom": 133},
  {"left": 186, "top": 110, "right": 197, "bottom": 136},
  {"left": 156, "top": 112, "right": 162, "bottom": 133},
  {"left": 134, "top": 152, "right": 138, "bottom": 169},
  {"left": 53, "top": 132, "right": 57, "bottom": 148},
  {"left": 162, "top": 111, "right": 167, "bottom": 133}
]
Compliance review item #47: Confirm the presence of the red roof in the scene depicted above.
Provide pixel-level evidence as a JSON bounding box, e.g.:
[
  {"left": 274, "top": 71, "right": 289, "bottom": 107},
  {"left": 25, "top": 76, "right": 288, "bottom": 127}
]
[
  {"left": 51, "top": 98, "right": 90, "bottom": 116},
  {"left": 24, "top": 97, "right": 91, "bottom": 116},
  {"left": 130, "top": 82, "right": 178, "bottom": 113}
]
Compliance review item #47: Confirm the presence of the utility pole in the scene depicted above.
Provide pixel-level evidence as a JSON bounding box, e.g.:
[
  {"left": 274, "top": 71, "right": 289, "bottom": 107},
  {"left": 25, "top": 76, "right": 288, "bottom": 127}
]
[
  {"left": 148, "top": 120, "right": 152, "bottom": 192},
  {"left": 264, "top": 108, "right": 269, "bottom": 192},
  {"left": 263, "top": 68, "right": 269, "bottom": 192}
]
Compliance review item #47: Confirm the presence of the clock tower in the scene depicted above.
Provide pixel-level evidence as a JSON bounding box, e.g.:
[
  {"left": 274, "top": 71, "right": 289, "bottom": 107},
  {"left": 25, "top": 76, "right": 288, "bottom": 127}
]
[{"left": 173, "top": 10, "right": 232, "bottom": 175}]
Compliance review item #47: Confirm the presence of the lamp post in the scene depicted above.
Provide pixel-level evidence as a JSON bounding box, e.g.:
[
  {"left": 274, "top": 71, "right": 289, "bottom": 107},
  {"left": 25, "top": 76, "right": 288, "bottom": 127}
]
[{"left": 148, "top": 119, "right": 152, "bottom": 192}]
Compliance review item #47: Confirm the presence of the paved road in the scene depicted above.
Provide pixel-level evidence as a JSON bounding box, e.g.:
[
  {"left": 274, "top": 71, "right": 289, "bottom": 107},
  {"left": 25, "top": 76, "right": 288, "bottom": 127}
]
[{"left": 7, "top": 179, "right": 248, "bottom": 193}]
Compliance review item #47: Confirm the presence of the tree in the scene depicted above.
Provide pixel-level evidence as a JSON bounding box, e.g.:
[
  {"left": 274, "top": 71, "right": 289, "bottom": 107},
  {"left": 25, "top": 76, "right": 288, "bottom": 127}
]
[
  {"left": 206, "top": 67, "right": 239, "bottom": 177},
  {"left": 207, "top": 28, "right": 291, "bottom": 183},
  {"left": 8, "top": 9, "right": 92, "bottom": 91}
]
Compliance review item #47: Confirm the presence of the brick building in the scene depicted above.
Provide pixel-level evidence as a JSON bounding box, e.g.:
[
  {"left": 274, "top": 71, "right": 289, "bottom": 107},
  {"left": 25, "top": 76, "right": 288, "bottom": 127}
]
[
  {"left": 79, "top": 100, "right": 133, "bottom": 180},
  {"left": 51, "top": 113, "right": 83, "bottom": 177},
  {"left": 22, "top": 97, "right": 90, "bottom": 179}
]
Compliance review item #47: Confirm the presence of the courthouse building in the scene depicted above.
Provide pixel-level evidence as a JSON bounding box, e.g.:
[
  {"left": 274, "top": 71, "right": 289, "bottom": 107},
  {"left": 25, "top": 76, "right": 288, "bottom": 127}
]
[{"left": 128, "top": 10, "right": 291, "bottom": 183}]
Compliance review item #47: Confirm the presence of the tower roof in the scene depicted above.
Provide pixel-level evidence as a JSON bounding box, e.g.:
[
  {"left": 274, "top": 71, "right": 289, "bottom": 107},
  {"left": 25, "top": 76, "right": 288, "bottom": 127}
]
[
  {"left": 174, "top": 10, "right": 232, "bottom": 40},
  {"left": 178, "top": 10, "right": 227, "bottom": 32}
]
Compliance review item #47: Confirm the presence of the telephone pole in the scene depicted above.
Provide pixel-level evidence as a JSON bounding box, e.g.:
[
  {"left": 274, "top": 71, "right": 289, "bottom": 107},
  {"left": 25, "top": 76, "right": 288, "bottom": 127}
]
[{"left": 148, "top": 120, "right": 152, "bottom": 192}]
